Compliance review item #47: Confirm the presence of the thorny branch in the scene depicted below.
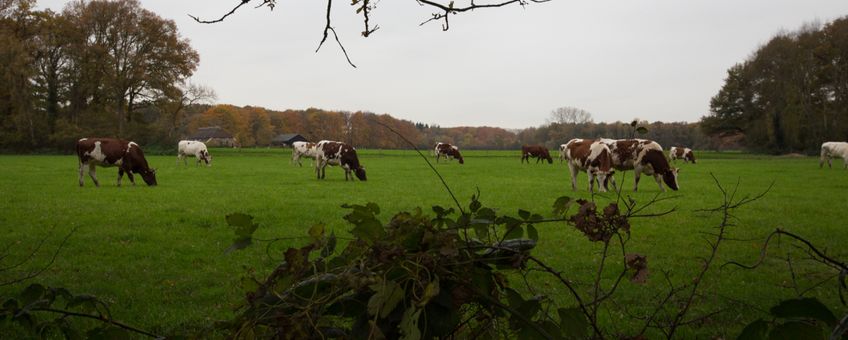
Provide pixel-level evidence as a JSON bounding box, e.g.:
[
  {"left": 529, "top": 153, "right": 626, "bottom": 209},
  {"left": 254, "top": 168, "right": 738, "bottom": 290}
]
[
  {"left": 1, "top": 227, "right": 78, "bottom": 287},
  {"left": 190, "top": 0, "right": 549, "bottom": 66}
]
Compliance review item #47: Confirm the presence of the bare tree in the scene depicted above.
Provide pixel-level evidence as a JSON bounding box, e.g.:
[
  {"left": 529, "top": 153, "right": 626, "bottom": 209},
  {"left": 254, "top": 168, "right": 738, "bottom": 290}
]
[{"left": 547, "top": 106, "right": 594, "bottom": 124}]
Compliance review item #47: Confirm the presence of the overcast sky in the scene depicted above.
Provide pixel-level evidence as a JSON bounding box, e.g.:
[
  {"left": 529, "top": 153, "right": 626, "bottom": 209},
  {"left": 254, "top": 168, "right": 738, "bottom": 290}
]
[{"left": 38, "top": 1, "right": 848, "bottom": 128}]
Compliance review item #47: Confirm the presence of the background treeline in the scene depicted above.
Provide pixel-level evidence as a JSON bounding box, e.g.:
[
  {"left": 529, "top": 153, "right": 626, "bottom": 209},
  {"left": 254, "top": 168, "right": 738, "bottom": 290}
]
[
  {"left": 702, "top": 16, "right": 848, "bottom": 154},
  {"left": 0, "top": 0, "right": 202, "bottom": 151}
]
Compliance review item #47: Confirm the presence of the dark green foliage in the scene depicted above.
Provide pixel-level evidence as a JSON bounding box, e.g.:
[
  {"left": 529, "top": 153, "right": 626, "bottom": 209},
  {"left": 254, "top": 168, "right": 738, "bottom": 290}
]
[
  {"left": 737, "top": 297, "right": 843, "bottom": 340},
  {"left": 221, "top": 196, "right": 590, "bottom": 339},
  {"left": 703, "top": 17, "right": 848, "bottom": 153},
  {"left": 1, "top": 283, "right": 134, "bottom": 339}
]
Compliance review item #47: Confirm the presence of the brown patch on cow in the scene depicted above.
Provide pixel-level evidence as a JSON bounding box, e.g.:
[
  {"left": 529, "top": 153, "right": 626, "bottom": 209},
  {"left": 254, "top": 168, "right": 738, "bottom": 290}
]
[
  {"left": 591, "top": 148, "right": 613, "bottom": 172},
  {"left": 612, "top": 140, "right": 638, "bottom": 165},
  {"left": 642, "top": 149, "right": 677, "bottom": 190},
  {"left": 565, "top": 140, "right": 592, "bottom": 165},
  {"left": 673, "top": 148, "right": 685, "bottom": 158},
  {"left": 522, "top": 145, "right": 553, "bottom": 164}
]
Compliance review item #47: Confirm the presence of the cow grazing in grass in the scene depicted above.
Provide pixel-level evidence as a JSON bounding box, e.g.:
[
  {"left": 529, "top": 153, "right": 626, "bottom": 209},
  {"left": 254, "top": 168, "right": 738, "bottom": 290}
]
[
  {"left": 292, "top": 141, "right": 318, "bottom": 167},
  {"left": 599, "top": 138, "right": 679, "bottom": 192},
  {"left": 177, "top": 140, "right": 211, "bottom": 166},
  {"left": 820, "top": 142, "right": 848, "bottom": 169},
  {"left": 315, "top": 140, "right": 367, "bottom": 181},
  {"left": 669, "top": 147, "right": 696, "bottom": 164},
  {"left": 521, "top": 145, "right": 553, "bottom": 164},
  {"left": 563, "top": 139, "right": 615, "bottom": 192},
  {"left": 434, "top": 142, "right": 464, "bottom": 164},
  {"left": 77, "top": 138, "right": 156, "bottom": 187}
]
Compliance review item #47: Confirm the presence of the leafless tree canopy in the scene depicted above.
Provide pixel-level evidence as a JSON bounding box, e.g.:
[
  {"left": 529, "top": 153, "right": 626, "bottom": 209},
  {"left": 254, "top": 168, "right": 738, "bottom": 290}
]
[
  {"left": 189, "top": 0, "right": 551, "bottom": 67},
  {"left": 548, "top": 106, "right": 594, "bottom": 125}
]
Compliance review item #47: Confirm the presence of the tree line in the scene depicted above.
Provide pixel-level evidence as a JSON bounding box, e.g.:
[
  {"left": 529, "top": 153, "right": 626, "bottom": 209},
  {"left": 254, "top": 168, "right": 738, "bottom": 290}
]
[
  {"left": 0, "top": 0, "right": 202, "bottom": 151},
  {"left": 1, "top": 0, "right": 749, "bottom": 153},
  {"left": 701, "top": 16, "right": 848, "bottom": 154}
]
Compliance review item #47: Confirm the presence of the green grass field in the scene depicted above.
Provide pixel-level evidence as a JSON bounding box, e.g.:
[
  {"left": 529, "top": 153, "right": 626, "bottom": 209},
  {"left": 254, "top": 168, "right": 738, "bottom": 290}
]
[{"left": 1, "top": 148, "right": 847, "bottom": 337}]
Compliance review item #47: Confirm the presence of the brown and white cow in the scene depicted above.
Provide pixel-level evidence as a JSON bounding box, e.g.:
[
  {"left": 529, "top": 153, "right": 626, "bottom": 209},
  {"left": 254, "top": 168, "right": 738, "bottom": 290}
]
[
  {"left": 599, "top": 138, "right": 679, "bottom": 192},
  {"left": 563, "top": 139, "right": 615, "bottom": 193},
  {"left": 669, "top": 146, "right": 696, "bottom": 164},
  {"left": 820, "top": 142, "right": 848, "bottom": 169},
  {"left": 434, "top": 142, "right": 464, "bottom": 164},
  {"left": 292, "top": 141, "right": 318, "bottom": 167},
  {"left": 521, "top": 145, "right": 553, "bottom": 164},
  {"left": 314, "top": 140, "right": 367, "bottom": 181},
  {"left": 77, "top": 138, "right": 157, "bottom": 187}
]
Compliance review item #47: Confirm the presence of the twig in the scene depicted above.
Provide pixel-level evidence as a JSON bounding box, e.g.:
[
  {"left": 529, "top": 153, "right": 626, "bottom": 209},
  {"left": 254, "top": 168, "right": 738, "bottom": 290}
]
[{"left": 31, "top": 307, "right": 161, "bottom": 338}]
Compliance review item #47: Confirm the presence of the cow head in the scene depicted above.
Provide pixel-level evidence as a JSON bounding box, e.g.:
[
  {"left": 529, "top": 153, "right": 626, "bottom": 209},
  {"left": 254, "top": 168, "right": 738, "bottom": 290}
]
[
  {"left": 140, "top": 168, "right": 157, "bottom": 186},
  {"left": 354, "top": 166, "right": 367, "bottom": 181},
  {"left": 544, "top": 151, "right": 553, "bottom": 164},
  {"left": 202, "top": 150, "right": 212, "bottom": 166},
  {"left": 662, "top": 168, "right": 679, "bottom": 191},
  {"left": 686, "top": 151, "right": 696, "bottom": 164}
]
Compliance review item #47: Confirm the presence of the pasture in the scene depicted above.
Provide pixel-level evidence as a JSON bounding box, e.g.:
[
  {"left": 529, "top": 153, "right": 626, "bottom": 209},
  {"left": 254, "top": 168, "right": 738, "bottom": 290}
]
[{"left": 1, "top": 148, "right": 847, "bottom": 337}]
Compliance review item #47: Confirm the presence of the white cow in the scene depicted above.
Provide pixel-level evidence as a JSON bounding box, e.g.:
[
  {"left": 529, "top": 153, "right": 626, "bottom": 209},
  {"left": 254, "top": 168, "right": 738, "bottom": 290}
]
[
  {"left": 291, "top": 141, "right": 318, "bottom": 167},
  {"left": 177, "top": 140, "right": 211, "bottom": 166},
  {"left": 820, "top": 142, "right": 848, "bottom": 169}
]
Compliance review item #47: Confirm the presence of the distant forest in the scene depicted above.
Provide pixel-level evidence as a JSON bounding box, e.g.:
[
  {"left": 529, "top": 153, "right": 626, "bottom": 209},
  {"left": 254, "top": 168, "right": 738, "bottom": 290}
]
[{"left": 1, "top": 0, "right": 844, "bottom": 153}]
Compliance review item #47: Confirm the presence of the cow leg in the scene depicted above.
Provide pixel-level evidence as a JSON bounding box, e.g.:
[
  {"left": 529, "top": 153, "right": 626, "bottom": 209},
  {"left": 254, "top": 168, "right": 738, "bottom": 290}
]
[
  {"left": 117, "top": 168, "right": 124, "bottom": 187},
  {"left": 588, "top": 171, "right": 596, "bottom": 193},
  {"left": 633, "top": 167, "right": 642, "bottom": 192},
  {"left": 126, "top": 171, "right": 136, "bottom": 185},
  {"left": 88, "top": 164, "right": 100, "bottom": 187},
  {"left": 78, "top": 162, "right": 85, "bottom": 186},
  {"left": 654, "top": 174, "right": 665, "bottom": 192},
  {"left": 567, "top": 164, "right": 579, "bottom": 191}
]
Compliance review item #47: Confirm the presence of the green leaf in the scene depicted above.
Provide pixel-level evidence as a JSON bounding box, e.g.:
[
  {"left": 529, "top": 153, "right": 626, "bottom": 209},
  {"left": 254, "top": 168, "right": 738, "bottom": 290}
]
[
  {"left": 636, "top": 126, "right": 648, "bottom": 134},
  {"left": 366, "top": 202, "right": 380, "bottom": 215},
  {"left": 417, "top": 277, "right": 440, "bottom": 307},
  {"left": 19, "top": 284, "right": 46, "bottom": 306},
  {"left": 226, "top": 212, "right": 253, "bottom": 228},
  {"left": 558, "top": 307, "right": 588, "bottom": 339},
  {"left": 504, "top": 225, "right": 523, "bottom": 240},
  {"left": 225, "top": 237, "right": 252, "bottom": 254},
  {"left": 473, "top": 223, "right": 489, "bottom": 239},
  {"left": 552, "top": 196, "right": 573, "bottom": 216},
  {"left": 767, "top": 321, "right": 823, "bottom": 340},
  {"left": 321, "top": 231, "right": 337, "bottom": 257},
  {"left": 527, "top": 225, "right": 539, "bottom": 241},
  {"left": 737, "top": 319, "right": 768, "bottom": 340},
  {"left": 368, "top": 280, "right": 404, "bottom": 318},
  {"left": 518, "top": 209, "right": 531, "bottom": 220},
  {"left": 308, "top": 223, "right": 325, "bottom": 241},
  {"left": 399, "top": 306, "right": 422, "bottom": 340},
  {"left": 770, "top": 298, "right": 837, "bottom": 327},
  {"left": 469, "top": 199, "right": 482, "bottom": 213},
  {"left": 350, "top": 218, "right": 386, "bottom": 245}
]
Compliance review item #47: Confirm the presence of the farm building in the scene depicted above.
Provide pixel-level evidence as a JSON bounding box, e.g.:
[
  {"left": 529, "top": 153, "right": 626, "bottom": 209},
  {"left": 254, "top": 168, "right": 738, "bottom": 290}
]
[
  {"left": 271, "top": 133, "right": 307, "bottom": 147},
  {"left": 188, "top": 126, "right": 238, "bottom": 147}
]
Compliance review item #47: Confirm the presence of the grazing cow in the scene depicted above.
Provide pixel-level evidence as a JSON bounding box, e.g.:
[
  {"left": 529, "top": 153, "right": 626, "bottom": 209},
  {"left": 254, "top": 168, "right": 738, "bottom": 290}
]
[
  {"left": 314, "top": 140, "right": 367, "bottom": 181},
  {"left": 434, "top": 142, "right": 465, "bottom": 164},
  {"left": 669, "top": 147, "right": 696, "bottom": 164},
  {"left": 292, "top": 141, "right": 318, "bottom": 167},
  {"left": 177, "top": 140, "right": 211, "bottom": 166},
  {"left": 820, "top": 142, "right": 848, "bottom": 169},
  {"left": 563, "top": 139, "right": 615, "bottom": 193},
  {"left": 76, "top": 138, "right": 156, "bottom": 187},
  {"left": 599, "top": 138, "right": 679, "bottom": 192},
  {"left": 521, "top": 145, "right": 553, "bottom": 164}
]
